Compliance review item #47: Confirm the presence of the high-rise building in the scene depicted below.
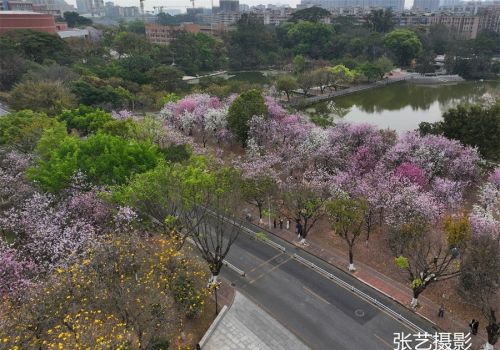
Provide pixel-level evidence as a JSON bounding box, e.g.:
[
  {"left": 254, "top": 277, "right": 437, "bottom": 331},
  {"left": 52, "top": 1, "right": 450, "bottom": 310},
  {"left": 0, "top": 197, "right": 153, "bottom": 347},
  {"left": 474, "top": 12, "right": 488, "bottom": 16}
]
[
  {"left": 300, "top": 0, "right": 404, "bottom": 12},
  {"left": 412, "top": 0, "right": 439, "bottom": 11},
  {"left": 219, "top": 0, "right": 239, "bottom": 12},
  {"left": 76, "top": 0, "right": 103, "bottom": 15}
]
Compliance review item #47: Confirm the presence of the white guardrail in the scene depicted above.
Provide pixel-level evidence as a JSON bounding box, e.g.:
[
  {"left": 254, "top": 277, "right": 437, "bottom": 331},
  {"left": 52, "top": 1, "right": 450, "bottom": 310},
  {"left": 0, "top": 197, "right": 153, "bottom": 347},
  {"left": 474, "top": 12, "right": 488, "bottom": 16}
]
[
  {"left": 292, "top": 254, "right": 428, "bottom": 334},
  {"left": 202, "top": 209, "right": 429, "bottom": 334}
]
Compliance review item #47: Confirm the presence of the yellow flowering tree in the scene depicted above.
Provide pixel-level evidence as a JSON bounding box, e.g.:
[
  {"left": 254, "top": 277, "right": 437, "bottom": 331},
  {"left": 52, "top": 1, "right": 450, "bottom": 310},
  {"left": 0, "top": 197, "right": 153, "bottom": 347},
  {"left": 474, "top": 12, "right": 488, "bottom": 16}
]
[{"left": 0, "top": 234, "right": 209, "bottom": 350}]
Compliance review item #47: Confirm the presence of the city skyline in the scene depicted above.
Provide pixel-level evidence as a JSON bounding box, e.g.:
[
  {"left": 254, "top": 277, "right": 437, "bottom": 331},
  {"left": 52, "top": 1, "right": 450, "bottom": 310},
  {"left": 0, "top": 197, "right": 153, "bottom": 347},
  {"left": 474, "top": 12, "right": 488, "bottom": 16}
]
[{"left": 66, "top": 0, "right": 416, "bottom": 12}]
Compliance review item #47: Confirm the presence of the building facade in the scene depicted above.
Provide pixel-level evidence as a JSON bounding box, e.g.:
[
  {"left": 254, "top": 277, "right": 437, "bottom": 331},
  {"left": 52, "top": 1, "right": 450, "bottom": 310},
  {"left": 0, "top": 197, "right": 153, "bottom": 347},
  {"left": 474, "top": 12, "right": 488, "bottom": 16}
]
[
  {"left": 145, "top": 22, "right": 218, "bottom": 45},
  {"left": 300, "top": 0, "right": 404, "bottom": 12},
  {"left": 0, "top": 10, "right": 57, "bottom": 34},
  {"left": 412, "top": 0, "right": 439, "bottom": 11}
]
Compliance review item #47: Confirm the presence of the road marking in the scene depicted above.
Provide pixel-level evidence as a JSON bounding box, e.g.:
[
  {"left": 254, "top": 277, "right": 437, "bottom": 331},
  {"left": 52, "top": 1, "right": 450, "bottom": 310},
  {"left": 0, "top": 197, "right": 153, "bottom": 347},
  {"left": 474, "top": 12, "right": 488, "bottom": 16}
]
[
  {"left": 292, "top": 256, "right": 420, "bottom": 334},
  {"left": 247, "top": 256, "right": 292, "bottom": 285},
  {"left": 303, "top": 286, "right": 331, "bottom": 305},
  {"left": 247, "top": 252, "right": 283, "bottom": 273},
  {"left": 374, "top": 333, "right": 393, "bottom": 349}
]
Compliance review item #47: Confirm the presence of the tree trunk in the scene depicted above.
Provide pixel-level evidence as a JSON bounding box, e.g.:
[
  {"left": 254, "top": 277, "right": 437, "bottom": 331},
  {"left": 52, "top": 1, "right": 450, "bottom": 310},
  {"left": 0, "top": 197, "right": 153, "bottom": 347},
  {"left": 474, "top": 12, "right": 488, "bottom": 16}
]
[
  {"left": 348, "top": 246, "right": 356, "bottom": 271},
  {"left": 411, "top": 287, "right": 423, "bottom": 308},
  {"left": 258, "top": 203, "right": 263, "bottom": 220}
]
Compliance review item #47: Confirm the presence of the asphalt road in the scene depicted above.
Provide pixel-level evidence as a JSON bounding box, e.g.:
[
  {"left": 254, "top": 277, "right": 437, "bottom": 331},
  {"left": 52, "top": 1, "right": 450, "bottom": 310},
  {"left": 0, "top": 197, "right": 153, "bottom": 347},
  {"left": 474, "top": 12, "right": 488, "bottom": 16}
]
[{"left": 221, "top": 229, "right": 437, "bottom": 350}]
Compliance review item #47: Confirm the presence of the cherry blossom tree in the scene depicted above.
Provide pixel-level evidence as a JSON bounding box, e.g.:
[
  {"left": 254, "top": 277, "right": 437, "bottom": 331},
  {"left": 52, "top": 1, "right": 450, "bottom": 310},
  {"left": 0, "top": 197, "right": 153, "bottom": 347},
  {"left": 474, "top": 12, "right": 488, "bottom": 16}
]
[
  {"left": 0, "top": 148, "right": 34, "bottom": 212},
  {"left": 0, "top": 243, "right": 38, "bottom": 297},
  {"left": 279, "top": 172, "right": 331, "bottom": 245}
]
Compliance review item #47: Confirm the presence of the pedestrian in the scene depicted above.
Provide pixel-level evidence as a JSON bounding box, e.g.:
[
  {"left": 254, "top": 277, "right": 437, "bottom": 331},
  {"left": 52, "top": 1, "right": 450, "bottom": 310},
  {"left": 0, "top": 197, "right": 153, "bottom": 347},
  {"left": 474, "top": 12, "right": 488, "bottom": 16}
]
[
  {"left": 469, "top": 319, "right": 475, "bottom": 334},
  {"left": 279, "top": 217, "right": 283, "bottom": 229},
  {"left": 273, "top": 218, "right": 276, "bottom": 229},
  {"left": 286, "top": 218, "right": 290, "bottom": 230},
  {"left": 438, "top": 304, "right": 445, "bottom": 318},
  {"left": 296, "top": 221, "right": 302, "bottom": 239},
  {"left": 473, "top": 320, "right": 479, "bottom": 335}
]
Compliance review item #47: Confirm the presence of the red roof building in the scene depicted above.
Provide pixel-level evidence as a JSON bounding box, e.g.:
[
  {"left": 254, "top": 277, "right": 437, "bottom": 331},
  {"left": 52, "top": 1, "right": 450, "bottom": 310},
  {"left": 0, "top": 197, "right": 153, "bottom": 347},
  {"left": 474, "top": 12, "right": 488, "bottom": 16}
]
[{"left": 0, "top": 11, "right": 57, "bottom": 35}]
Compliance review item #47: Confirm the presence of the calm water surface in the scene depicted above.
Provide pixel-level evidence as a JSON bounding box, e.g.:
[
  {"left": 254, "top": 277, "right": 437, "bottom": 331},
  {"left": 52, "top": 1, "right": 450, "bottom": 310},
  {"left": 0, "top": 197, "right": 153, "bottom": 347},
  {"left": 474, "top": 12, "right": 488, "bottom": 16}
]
[{"left": 302, "top": 81, "right": 500, "bottom": 132}]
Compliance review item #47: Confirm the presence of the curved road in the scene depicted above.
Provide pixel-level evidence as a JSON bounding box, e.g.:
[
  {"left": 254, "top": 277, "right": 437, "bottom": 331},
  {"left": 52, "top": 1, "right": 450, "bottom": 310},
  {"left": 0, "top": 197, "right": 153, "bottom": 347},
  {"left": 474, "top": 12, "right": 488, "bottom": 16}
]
[{"left": 221, "top": 229, "right": 436, "bottom": 350}]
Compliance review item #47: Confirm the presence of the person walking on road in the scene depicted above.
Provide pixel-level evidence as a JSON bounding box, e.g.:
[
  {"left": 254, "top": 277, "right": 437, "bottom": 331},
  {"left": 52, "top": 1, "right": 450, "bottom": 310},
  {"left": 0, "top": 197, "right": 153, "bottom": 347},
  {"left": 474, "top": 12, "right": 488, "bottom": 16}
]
[
  {"left": 286, "top": 218, "right": 290, "bottom": 230},
  {"left": 469, "top": 319, "right": 475, "bottom": 334},
  {"left": 438, "top": 304, "right": 445, "bottom": 318},
  {"left": 296, "top": 221, "right": 302, "bottom": 240},
  {"left": 279, "top": 217, "right": 283, "bottom": 229},
  {"left": 472, "top": 320, "right": 479, "bottom": 335}
]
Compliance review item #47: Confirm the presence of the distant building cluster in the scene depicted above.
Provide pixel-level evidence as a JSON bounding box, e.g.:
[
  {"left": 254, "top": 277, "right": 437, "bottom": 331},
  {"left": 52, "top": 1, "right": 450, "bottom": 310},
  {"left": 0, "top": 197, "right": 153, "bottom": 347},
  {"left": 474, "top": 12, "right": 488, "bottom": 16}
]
[
  {"left": 0, "top": 0, "right": 74, "bottom": 15},
  {"left": 300, "top": 0, "right": 404, "bottom": 13},
  {"left": 395, "top": 2, "right": 500, "bottom": 38},
  {"left": 145, "top": 22, "right": 224, "bottom": 45}
]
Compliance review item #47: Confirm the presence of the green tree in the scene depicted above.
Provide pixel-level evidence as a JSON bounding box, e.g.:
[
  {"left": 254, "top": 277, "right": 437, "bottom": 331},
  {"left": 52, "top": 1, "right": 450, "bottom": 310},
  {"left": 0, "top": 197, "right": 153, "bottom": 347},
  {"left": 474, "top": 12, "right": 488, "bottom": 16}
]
[
  {"left": 0, "top": 110, "right": 61, "bottom": 152},
  {"left": 373, "top": 55, "right": 394, "bottom": 79},
  {"left": 117, "top": 54, "right": 155, "bottom": 84},
  {"left": 365, "top": 9, "right": 395, "bottom": 33},
  {"left": 275, "top": 75, "right": 298, "bottom": 101},
  {"left": 147, "top": 65, "right": 187, "bottom": 92},
  {"left": 328, "top": 64, "right": 355, "bottom": 90},
  {"left": 29, "top": 132, "right": 162, "bottom": 192},
  {"left": 415, "top": 50, "right": 436, "bottom": 74},
  {"left": 0, "top": 29, "right": 70, "bottom": 64},
  {"left": 57, "top": 106, "right": 114, "bottom": 136},
  {"left": 122, "top": 20, "right": 146, "bottom": 34},
  {"left": 287, "top": 21, "right": 335, "bottom": 59},
  {"left": 384, "top": 29, "right": 422, "bottom": 67},
  {"left": 241, "top": 176, "right": 276, "bottom": 221},
  {"left": 293, "top": 55, "right": 307, "bottom": 74},
  {"left": 21, "top": 64, "right": 78, "bottom": 85},
  {"left": 358, "top": 62, "right": 379, "bottom": 82},
  {"left": 227, "top": 14, "right": 280, "bottom": 70},
  {"left": 290, "top": 6, "right": 331, "bottom": 22},
  {"left": 227, "top": 89, "right": 267, "bottom": 145},
  {"left": 71, "top": 78, "right": 131, "bottom": 109},
  {"left": 112, "top": 32, "right": 151, "bottom": 57},
  {"left": 0, "top": 44, "right": 27, "bottom": 90},
  {"left": 63, "top": 11, "right": 92, "bottom": 27},
  {"left": 8, "top": 81, "right": 76, "bottom": 115},
  {"left": 326, "top": 197, "right": 367, "bottom": 271},
  {"left": 420, "top": 102, "right": 500, "bottom": 160}
]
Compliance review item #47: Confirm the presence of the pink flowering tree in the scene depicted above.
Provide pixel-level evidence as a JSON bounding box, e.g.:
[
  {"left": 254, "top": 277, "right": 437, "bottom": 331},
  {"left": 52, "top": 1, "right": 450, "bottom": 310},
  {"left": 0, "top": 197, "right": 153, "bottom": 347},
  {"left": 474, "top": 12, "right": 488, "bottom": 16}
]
[
  {"left": 0, "top": 173, "right": 111, "bottom": 274},
  {"left": 160, "top": 94, "right": 229, "bottom": 148},
  {"left": 394, "top": 162, "right": 427, "bottom": 188},
  {"left": 0, "top": 149, "right": 35, "bottom": 212},
  {"left": 279, "top": 171, "right": 331, "bottom": 245},
  {"left": 0, "top": 243, "right": 38, "bottom": 298},
  {"left": 234, "top": 154, "right": 280, "bottom": 223},
  {"left": 461, "top": 169, "right": 499, "bottom": 350}
]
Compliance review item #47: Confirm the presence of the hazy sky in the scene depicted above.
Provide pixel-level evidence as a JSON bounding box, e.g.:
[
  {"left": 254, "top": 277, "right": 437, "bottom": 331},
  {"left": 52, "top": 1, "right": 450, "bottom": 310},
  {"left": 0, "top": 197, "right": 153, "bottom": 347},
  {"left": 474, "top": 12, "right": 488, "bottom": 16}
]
[{"left": 68, "top": 0, "right": 412, "bottom": 13}]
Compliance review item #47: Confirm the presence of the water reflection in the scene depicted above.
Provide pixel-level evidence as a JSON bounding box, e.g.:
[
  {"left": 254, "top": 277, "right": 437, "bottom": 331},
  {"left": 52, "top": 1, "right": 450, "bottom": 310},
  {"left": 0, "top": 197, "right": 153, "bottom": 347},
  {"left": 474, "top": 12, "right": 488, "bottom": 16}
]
[{"left": 302, "top": 81, "right": 499, "bottom": 132}]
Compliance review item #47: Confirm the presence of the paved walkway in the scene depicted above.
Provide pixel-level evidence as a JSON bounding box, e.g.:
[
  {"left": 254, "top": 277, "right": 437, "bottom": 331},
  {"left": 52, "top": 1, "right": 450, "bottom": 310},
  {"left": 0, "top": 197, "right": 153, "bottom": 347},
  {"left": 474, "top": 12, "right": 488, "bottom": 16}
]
[{"left": 202, "top": 291, "right": 310, "bottom": 350}]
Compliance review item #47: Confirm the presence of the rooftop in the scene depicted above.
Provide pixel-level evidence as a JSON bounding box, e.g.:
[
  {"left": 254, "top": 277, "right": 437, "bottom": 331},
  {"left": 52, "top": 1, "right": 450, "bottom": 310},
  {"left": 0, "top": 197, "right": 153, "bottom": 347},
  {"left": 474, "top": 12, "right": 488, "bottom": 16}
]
[{"left": 0, "top": 10, "right": 48, "bottom": 14}]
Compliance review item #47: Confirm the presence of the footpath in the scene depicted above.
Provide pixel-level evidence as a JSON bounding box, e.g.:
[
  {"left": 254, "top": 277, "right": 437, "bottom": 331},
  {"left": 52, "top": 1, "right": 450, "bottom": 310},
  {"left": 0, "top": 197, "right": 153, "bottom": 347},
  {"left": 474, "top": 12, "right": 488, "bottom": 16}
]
[
  {"left": 200, "top": 289, "right": 310, "bottom": 350},
  {"left": 260, "top": 223, "right": 488, "bottom": 349}
]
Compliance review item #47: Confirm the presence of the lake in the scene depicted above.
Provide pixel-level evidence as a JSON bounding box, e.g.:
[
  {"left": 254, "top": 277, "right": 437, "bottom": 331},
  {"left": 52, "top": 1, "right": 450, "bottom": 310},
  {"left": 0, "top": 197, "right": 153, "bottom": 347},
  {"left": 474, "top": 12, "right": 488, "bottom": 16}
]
[{"left": 301, "top": 81, "right": 500, "bottom": 132}]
